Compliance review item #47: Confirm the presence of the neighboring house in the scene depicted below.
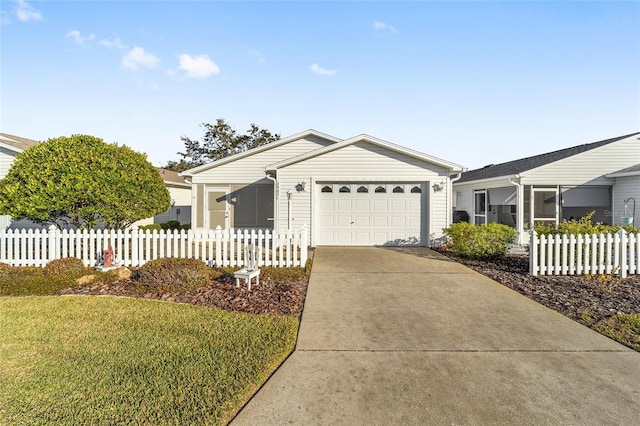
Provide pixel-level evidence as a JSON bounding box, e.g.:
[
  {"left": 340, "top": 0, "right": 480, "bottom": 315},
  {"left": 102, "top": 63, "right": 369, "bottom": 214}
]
[
  {"left": 453, "top": 132, "right": 640, "bottom": 245},
  {"left": 0, "top": 133, "right": 40, "bottom": 230},
  {"left": 182, "top": 129, "right": 463, "bottom": 247},
  {"left": 132, "top": 168, "right": 192, "bottom": 228}
]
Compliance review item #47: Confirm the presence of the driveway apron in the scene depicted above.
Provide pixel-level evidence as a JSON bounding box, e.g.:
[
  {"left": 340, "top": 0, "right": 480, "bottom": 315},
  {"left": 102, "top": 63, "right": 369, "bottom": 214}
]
[{"left": 231, "top": 247, "right": 640, "bottom": 425}]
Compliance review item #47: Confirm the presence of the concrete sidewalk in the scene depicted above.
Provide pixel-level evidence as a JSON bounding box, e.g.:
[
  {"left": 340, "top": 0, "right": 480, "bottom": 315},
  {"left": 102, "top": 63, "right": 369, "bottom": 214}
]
[{"left": 231, "top": 247, "right": 640, "bottom": 425}]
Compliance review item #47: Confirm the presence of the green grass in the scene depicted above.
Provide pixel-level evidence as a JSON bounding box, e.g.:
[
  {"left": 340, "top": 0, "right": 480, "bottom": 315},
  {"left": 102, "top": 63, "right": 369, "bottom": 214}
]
[
  {"left": 596, "top": 314, "right": 640, "bottom": 351},
  {"left": 0, "top": 296, "right": 298, "bottom": 425}
]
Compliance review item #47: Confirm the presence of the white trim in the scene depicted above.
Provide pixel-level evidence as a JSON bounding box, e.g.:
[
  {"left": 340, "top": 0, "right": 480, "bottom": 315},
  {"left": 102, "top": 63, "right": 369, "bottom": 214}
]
[{"left": 0, "top": 141, "right": 24, "bottom": 153}]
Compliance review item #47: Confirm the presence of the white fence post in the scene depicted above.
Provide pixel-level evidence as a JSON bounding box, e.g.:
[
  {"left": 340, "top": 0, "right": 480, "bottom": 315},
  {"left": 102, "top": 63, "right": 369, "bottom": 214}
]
[
  {"left": 618, "top": 229, "right": 627, "bottom": 279},
  {"left": 47, "top": 225, "right": 58, "bottom": 266},
  {"left": 300, "top": 224, "right": 308, "bottom": 266}
]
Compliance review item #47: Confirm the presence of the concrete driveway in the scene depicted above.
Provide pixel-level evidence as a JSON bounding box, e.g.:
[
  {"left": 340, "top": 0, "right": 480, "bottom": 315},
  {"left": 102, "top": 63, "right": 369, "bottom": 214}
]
[{"left": 231, "top": 247, "right": 640, "bottom": 425}]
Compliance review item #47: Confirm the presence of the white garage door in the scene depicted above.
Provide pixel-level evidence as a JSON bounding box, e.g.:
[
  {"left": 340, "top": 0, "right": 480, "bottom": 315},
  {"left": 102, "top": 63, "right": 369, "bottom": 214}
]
[{"left": 317, "top": 183, "right": 425, "bottom": 246}]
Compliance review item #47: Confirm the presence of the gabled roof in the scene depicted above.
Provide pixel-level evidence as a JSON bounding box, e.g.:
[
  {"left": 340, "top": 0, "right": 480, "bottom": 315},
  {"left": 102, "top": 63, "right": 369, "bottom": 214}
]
[
  {"left": 181, "top": 129, "right": 342, "bottom": 176},
  {"left": 606, "top": 164, "right": 640, "bottom": 178},
  {"left": 457, "top": 132, "right": 640, "bottom": 183},
  {"left": 158, "top": 168, "right": 191, "bottom": 188},
  {"left": 266, "top": 134, "right": 464, "bottom": 172},
  {"left": 0, "top": 133, "right": 39, "bottom": 153}
]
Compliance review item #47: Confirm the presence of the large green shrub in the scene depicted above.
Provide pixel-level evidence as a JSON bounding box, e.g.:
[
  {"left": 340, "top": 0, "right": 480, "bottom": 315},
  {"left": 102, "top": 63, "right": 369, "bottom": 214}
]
[
  {"left": 137, "top": 258, "right": 210, "bottom": 291},
  {"left": 0, "top": 134, "right": 170, "bottom": 229},
  {"left": 443, "top": 222, "right": 516, "bottom": 259}
]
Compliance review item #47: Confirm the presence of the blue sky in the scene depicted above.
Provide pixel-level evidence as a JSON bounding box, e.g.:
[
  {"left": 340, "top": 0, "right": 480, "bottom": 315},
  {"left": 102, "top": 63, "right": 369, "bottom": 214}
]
[{"left": 1, "top": 0, "right": 639, "bottom": 170}]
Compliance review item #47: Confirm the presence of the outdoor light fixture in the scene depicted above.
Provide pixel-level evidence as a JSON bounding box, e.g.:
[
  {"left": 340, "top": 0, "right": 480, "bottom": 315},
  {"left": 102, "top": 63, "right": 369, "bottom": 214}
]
[
  {"left": 295, "top": 181, "right": 306, "bottom": 192},
  {"left": 432, "top": 180, "right": 445, "bottom": 192}
]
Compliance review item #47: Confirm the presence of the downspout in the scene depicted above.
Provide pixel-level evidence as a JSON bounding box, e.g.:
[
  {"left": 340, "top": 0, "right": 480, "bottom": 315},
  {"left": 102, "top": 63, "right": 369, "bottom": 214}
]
[
  {"left": 286, "top": 191, "right": 293, "bottom": 230},
  {"left": 266, "top": 171, "right": 278, "bottom": 232},
  {"left": 509, "top": 174, "right": 522, "bottom": 245},
  {"left": 449, "top": 172, "right": 463, "bottom": 228}
]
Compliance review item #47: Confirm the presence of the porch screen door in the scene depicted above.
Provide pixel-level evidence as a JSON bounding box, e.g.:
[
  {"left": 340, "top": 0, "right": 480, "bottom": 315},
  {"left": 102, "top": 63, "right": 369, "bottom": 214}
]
[
  {"left": 531, "top": 188, "right": 558, "bottom": 228},
  {"left": 206, "top": 189, "right": 229, "bottom": 230},
  {"left": 474, "top": 190, "right": 487, "bottom": 225}
]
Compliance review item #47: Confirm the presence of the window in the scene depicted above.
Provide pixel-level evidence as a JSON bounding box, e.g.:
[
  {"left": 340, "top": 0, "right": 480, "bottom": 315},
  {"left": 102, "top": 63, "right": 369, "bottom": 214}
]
[
  {"left": 321, "top": 185, "right": 333, "bottom": 193},
  {"left": 393, "top": 186, "right": 404, "bottom": 193},
  {"left": 411, "top": 186, "right": 422, "bottom": 193},
  {"left": 357, "top": 186, "right": 368, "bottom": 193},
  {"left": 339, "top": 186, "right": 350, "bottom": 193},
  {"left": 375, "top": 186, "right": 386, "bottom": 193}
]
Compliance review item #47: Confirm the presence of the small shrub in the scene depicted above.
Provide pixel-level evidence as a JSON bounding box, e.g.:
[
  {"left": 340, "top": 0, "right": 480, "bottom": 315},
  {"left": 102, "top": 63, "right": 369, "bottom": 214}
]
[
  {"left": 443, "top": 222, "right": 516, "bottom": 259},
  {"left": 137, "top": 258, "right": 210, "bottom": 291},
  {"left": 43, "top": 257, "right": 86, "bottom": 277},
  {"left": 160, "top": 220, "right": 181, "bottom": 231},
  {"left": 180, "top": 223, "right": 191, "bottom": 231},
  {"left": 138, "top": 224, "right": 162, "bottom": 232}
]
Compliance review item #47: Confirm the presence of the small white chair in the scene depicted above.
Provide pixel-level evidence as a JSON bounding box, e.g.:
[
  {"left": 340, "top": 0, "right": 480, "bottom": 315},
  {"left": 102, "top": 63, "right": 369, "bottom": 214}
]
[{"left": 234, "top": 244, "right": 260, "bottom": 291}]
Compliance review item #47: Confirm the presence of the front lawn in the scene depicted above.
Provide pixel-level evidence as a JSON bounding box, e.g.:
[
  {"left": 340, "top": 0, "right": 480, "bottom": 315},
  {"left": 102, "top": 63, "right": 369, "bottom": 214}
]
[{"left": 0, "top": 296, "right": 298, "bottom": 425}]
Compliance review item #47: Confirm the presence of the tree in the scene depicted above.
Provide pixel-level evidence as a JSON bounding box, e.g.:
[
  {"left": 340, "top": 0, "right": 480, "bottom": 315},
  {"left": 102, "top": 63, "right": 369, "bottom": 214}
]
[
  {"left": 0, "top": 134, "right": 171, "bottom": 229},
  {"left": 173, "top": 118, "right": 280, "bottom": 170}
]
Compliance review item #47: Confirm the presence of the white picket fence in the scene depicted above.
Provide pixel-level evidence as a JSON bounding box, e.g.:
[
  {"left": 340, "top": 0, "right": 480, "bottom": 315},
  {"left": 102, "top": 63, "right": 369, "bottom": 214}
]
[
  {"left": 530, "top": 229, "right": 639, "bottom": 278},
  {"left": 0, "top": 225, "right": 308, "bottom": 268}
]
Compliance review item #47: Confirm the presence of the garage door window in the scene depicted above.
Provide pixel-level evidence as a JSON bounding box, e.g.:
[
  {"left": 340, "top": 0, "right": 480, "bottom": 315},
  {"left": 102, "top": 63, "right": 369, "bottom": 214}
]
[
  {"left": 339, "top": 186, "right": 350, "bottom": 193},
  {"left": 411, "top": 186, "right": 422, "bottom": 193},
  {"left": 393, "top": 186, "right": 404, "bottom": 193},
  {"left": 321, "top": 185, "right": 332, "bottom": 193},
  {"left": 375, "top": 186, "right": 386, "bottom": 193},
  {"left": 357, "top": 186, "right": 368, "bottom": 193}
]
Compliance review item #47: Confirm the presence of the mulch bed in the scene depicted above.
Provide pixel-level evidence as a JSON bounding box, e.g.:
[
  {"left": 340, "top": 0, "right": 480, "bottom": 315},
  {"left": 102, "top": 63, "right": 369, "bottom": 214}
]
[
  {"left": 62, "top": 275, "right": 309, "bottom": 316},
  {"left": 432, "top": 247, "right": 640, "bottom": 329}
]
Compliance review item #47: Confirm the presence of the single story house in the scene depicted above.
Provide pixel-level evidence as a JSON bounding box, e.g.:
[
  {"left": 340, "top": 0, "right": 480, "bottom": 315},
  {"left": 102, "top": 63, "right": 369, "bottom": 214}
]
[
  {"left": 453, "top": 132, "right": 640, "bottom": 245},
  {"left": 182, "top": 130, "right": 463, "bottom": 246}
]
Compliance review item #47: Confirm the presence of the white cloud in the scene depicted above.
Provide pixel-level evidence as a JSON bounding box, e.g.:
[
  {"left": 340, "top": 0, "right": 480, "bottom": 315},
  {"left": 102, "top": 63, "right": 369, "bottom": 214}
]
[
  {"left": 15, "top": 0, "right": 41, "bottom": 22},
  {"left": 310, "top": 63, "right": 337, "bottom": 76},
  {"left": 178, "top": 54, "right": 220, "bottom": 78},
  {"left": 100, "top": 36, "right": 127, "bottom": 50},
  {"left": 373, "top": 20, "right": 397, "bottom": 34},
  {"left": 65, "top": 30, "right": 95, "bottom": 47},
  {"left": 122, "top": 46, "right": 160, "bottom": 71}
]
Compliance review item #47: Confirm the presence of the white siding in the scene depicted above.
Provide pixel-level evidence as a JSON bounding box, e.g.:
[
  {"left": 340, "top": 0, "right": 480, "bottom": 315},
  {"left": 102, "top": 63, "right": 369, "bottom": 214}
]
[
  {"left": 612, "top": 176, "right": 640, "bottom": 225},
  {"left": 275, "top": 142, "right": 450, "bottom": 244},
  {"left": 191, "top": 136, "right": 334, "bottom": 184},
  {"left": 167, "top": 186, "right": 191, "bottom": 206},
  {"left": 0, "top": 147, "right": 17, "bottom": 179},
  {"left": 521, "top": 137, "right": 640, "bottom": 185}
]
